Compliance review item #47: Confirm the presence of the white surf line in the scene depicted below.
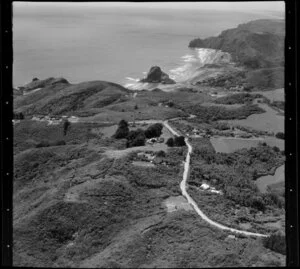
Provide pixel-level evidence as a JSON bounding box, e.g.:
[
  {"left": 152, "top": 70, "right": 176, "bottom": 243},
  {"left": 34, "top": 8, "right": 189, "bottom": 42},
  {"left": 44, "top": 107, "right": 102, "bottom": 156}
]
[{"left": 163, "top": 120, "right": 268, "bottom": 238}]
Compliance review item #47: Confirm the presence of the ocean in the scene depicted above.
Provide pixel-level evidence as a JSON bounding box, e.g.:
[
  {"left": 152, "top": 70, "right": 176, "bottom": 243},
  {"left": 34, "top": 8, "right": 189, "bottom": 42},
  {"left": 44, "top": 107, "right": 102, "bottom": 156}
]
[{"left": 13, "top": 4, "right": 284, "bottom": 88}]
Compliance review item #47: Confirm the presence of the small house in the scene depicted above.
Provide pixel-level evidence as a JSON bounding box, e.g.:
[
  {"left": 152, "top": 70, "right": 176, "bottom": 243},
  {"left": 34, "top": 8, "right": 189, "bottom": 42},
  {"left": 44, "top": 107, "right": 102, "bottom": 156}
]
[{"left": 200, "top": 183, "right": 210, "bottom": 190}]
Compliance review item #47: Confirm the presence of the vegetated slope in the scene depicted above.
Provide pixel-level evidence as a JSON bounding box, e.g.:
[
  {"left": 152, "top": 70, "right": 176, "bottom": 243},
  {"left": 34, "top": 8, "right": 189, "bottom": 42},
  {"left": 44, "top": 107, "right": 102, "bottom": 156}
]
[
  {"left": 196, "top": 66, "right": 284, "bottom": 91},
  {"left": 189, "top": 20, "right": 284, "bottom": 90},
  {"left": 13, "top": 121, "right": 285, "bottom": 267},
  {"left": 189, "top": 19, "right": 284, "bottom": 69},
  {"left": 188, "top": 139, "right": 285, "bottom": 234},
  {"left": 14, "top": 78, "right": 130, "bottom": 117}
]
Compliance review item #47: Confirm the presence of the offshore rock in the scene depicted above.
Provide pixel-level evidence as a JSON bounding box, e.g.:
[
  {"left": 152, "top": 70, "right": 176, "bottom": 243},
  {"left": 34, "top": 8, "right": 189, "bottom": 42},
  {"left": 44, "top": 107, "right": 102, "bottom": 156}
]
[{"left": 140, "top": 66, "right": 176, "bottom": 84}]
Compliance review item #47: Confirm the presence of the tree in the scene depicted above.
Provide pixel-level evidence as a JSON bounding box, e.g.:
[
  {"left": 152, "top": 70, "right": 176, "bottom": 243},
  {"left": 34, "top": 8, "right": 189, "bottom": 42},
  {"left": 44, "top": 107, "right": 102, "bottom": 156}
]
[
  {"left": 166, "top": 137, "right": 174, "bottom": 147},
  {"left": 156, "top": 150, "right": 166, "bottom": 158},
  {"left": 126, "top": 129, "right": 146, "bottom": 147},
  {"left": 174, "top": 136, "right": 186, "bottom": 147},
  {"left": 63, "top": 120, "right": 71, "bottom": 136},
  {"left": 251, "top": 197, "right": 265, "bottom": 212},
  {"left": 114, "top": 120, "right": 129, "bottom": 139},
  {"left": 167, "top": 101, "right": 174, "bottom": 107},
  {"left": 145, "top": 123, "right": 163, "bottom": 139},
  {"left": 114, "top": 126, "right": 129, "bottom": 139},
  {"left": 118, "top": 119, "right": 128, "bottom": 129}
]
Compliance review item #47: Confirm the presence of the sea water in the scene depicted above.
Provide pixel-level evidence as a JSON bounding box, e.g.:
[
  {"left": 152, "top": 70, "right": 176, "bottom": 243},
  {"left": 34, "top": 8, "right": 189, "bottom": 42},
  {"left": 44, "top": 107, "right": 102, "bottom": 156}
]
[{"left": 13, "top": 4, "right": 282, "bottom": 88}]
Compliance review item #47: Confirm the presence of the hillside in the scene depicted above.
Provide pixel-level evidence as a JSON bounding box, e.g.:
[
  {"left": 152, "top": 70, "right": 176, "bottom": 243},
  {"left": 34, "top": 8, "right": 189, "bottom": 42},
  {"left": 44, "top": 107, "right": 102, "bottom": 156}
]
[
  {"left": 13, "top": 119, "right": 285, "bottom": 267},
  {"left": 14, "top": 78, "right": 130, "bottom": 117},
  {"left": 189, "top": 19, "right": 284, "bottom": 69}
]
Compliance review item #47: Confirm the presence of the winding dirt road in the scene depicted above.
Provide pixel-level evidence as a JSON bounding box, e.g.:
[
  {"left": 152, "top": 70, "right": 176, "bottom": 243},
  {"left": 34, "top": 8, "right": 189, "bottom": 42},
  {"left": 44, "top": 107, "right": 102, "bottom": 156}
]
[
  {"left": 163, "top": 120, "right": 268, "bottom": 238},
  {"left": 43, "top": 115, "right": 268, "bottom": 237}
]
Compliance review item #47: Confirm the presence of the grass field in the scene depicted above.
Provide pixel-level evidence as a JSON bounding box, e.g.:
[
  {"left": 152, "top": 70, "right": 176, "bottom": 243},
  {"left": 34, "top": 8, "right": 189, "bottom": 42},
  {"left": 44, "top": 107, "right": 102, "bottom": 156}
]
[{"left": 225, "top": 103, "right": 284, "bottom": 133}]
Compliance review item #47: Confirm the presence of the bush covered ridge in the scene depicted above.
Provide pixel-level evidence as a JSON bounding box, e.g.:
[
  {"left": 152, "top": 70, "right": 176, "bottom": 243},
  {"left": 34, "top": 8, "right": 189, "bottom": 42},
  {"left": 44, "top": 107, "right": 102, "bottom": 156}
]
[
  {"left": 188, "top": 19, "right": 284, "bottom": 70},
  {"left": 184, "top": 104, "right": 265, "bottom": 122}
]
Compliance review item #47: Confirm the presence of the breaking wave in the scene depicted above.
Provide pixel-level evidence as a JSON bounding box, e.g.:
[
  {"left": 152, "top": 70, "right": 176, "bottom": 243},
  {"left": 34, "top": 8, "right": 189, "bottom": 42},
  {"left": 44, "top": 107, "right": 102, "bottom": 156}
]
[
  {"left": 124, "top": 48, "right": 232, "bottom": 89},
  {"left": 169, "top": 48, "right": 232, "bottom": 82}
]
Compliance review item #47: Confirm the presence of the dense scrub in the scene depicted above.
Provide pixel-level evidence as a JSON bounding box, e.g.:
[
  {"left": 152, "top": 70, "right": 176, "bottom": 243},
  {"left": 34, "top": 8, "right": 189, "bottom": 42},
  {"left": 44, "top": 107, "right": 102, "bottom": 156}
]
[
  {"left": 189, "top": 140, "right": 285, "bottom": 211},
  {"left": 184, "top": 104, "right": 265, "bottom": 122},
  {"left": 13, "top": 116, "right": 285, "bottom": 267},
  {"left": 214, "top": 93, "right": 265, "bottom": 105}
]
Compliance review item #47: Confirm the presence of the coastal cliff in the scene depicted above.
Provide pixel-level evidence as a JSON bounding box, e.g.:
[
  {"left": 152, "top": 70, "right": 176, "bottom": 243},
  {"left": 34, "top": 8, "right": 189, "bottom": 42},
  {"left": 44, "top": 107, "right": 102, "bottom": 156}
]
[{"left": 189, "top": 19, "right": 284, "bottom": 69}]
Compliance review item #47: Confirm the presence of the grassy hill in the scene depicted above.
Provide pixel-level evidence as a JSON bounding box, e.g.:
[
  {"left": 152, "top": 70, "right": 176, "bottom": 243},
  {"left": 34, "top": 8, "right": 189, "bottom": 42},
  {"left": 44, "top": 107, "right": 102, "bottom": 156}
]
[{"left": 14, "top": 79, "right": 130, "bottom": 116}]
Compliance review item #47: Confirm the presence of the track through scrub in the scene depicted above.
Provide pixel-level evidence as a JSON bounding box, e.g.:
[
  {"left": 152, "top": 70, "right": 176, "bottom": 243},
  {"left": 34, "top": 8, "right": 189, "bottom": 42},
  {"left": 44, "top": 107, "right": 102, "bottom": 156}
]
[{"left": 163, "top": 120, "right": 268, "bottom": 238}]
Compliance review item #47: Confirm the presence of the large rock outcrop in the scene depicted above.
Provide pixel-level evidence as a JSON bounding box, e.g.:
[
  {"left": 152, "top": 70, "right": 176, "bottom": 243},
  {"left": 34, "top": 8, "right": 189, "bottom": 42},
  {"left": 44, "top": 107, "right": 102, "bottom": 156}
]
[{"left": 140, "top": 66, "right": 176, "bottom": 84}]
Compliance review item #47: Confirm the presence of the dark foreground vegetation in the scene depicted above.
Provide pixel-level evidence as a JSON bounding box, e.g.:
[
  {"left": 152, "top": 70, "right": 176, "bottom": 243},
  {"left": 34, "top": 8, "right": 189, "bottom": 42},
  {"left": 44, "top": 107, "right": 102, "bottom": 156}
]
[{"left": 263, "top": 232, "right": 286, "bottom": 255}]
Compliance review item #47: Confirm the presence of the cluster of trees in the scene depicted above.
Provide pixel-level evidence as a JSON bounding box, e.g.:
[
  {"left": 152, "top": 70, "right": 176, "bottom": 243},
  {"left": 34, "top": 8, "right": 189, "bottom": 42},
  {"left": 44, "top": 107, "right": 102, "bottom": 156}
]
[
  {"left": 185, "top": 104, "right": 265, "bottom": 122},
  {"left": 166, "top": 136, "right": 186, "bottom": 147},
  {"left": 144, "top": 123, "right": 163, "bottom": 139},
  {"left": 113, "top": 120, "right": 163, "bottom": 148},
  {"left": 13, "top": 112, "right": 24, "bottom": 120},
  {"left": 126, "top": 129, "right": 146, "bottom": 147},
  {"left": 114, "top": 120, "right": 129, "bottom": 139},
  {"left": 214, "top": 93, "right": 264, "bottom": 105}
]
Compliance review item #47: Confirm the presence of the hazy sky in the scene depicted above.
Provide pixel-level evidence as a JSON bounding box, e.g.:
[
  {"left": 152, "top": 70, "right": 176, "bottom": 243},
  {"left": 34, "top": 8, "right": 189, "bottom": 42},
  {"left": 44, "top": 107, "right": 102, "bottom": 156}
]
[{"left": 14, "top": 1, "right": 285, "bottom": 13}]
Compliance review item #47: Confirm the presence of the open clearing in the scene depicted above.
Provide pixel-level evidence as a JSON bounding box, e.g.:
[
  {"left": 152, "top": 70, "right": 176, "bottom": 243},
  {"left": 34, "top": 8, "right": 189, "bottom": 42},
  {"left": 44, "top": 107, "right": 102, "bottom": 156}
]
[
  {"left": 210, "top": 137, "right": 264, "bottom": 153},
  {"left": 253, "top": 88, "right": 284, "bottom": 102},
  {"left": 225, "top": 103, "right": 284, "bottom": 133},
  {"left": 210, "top": 136, "right": 284, "bottom": 153},
  {"left": 132, "top": 161, "right": 155, "bottom": 168},
  {"left": 163, "top": 196, "right": 193, "bottom": 212},
  {"left": 255, "top": 165, "right": 285, "bottom": 193}
]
